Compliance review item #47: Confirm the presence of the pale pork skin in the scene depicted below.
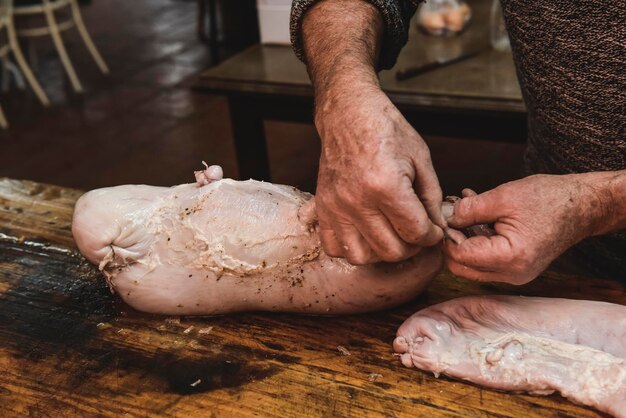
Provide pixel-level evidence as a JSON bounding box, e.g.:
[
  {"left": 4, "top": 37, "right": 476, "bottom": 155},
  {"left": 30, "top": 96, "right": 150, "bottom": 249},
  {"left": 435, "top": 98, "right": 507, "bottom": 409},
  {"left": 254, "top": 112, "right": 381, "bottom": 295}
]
[
  {"left": 72, "top": 165, "right": 442, "bottom": 315},
  {"left": 394, "top": 296, "right": 626, "bottom": 417}
]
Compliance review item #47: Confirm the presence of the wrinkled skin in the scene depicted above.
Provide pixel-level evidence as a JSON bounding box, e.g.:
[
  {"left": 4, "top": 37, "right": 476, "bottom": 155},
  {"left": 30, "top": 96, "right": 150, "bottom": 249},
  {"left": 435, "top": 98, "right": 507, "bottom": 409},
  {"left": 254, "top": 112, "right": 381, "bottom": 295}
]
[
  {"left": 72, "top": 166, "right": 442, "bottom": 315},
  {"left": 394, "top": 295, "right": 626, "bottom": 418},
  {"left": 444, "top": 174, "right": 612, "bottom": 284},
  {"left": 301, "top": 0, "right": 445, "bottom": 265},
  {"left": 315, "top": 89, "right": 445, "bottom": 265}
]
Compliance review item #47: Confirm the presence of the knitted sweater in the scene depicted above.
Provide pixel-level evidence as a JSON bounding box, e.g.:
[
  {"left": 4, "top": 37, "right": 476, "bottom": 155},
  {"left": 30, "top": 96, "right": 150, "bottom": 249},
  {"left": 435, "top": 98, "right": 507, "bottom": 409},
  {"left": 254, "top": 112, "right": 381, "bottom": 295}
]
[{"left": 290, "top": 0, "right": 626, "bottom": 275}]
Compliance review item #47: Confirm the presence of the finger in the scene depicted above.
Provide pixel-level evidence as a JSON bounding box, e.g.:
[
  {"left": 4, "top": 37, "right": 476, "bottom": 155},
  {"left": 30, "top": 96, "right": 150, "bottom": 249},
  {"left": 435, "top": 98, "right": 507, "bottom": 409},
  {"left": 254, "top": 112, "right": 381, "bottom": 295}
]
[
  {"left": 297, "top": 197, "right": 317, "bottom": 226},
  {"left": 446, "top": 258, "right": 524, "bottom": 284},
  {"left": 315, "top": 204, "right": 343, "bottom": 257},
  {"left": 461, "top": 188, "right": 477, "bottom": 198},
  {"left": 443, "top": 234, "right": 513, "bottom": 271},
  {"left": 319, "top": 227, "right": 343, "bottom": 257},
  {"left": 333, "top": 221, "right": 379, "bottom": 265},
  {"left": 457, "top": 189, "right": 497, "bottom": 237},
  {"left": 412, "top": 153, "right": 445, "bottom": 227},
  {"left": 378, "top": 180, "right": 444, "bottom": 247},
  {"left": 441, "top": 199, "right": 455, "bottom": 222},
  {"left": 443, "top": 227, "right": 467, "bottom": 245},
  {"left": 448, "top": 189, "right": 503, "bottom": 228},
  {"left": 352, "top": 212, "right": 422, "bottom": 262},
  {"left": 446, "top": 258, "right": 501, "bottom": 282},
  {"left": 380, "top": 202, "right": 443, "bottom": 248}
]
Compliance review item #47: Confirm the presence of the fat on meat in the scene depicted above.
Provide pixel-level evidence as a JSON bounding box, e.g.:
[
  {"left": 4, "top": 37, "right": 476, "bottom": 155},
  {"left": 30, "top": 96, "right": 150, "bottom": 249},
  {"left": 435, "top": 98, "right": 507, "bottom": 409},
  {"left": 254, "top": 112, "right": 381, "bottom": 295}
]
[{"left": 72, "top": 164, "right": 442, "bottom": 315}]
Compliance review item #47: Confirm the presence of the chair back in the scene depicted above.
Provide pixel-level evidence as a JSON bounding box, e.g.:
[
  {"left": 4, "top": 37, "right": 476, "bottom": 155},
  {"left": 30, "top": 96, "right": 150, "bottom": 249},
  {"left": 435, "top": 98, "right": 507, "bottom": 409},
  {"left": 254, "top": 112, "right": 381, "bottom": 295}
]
[
  {"left": 0, "top": 0, "right": 13, "bottom": 14},
  {"left": 0, "top": 0, "right": 11, "bottom": 27}
]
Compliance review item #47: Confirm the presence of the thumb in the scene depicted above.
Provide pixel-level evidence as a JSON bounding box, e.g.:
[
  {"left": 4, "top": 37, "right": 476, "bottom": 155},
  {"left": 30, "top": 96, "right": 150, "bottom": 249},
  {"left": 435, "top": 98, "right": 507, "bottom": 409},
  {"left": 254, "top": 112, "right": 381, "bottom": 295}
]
[
  {"left": 448, "top": 189, "right": 502, "bottom": 228},
  {"left": 297, "top": 196, "right": 318, "bottom": 227}
]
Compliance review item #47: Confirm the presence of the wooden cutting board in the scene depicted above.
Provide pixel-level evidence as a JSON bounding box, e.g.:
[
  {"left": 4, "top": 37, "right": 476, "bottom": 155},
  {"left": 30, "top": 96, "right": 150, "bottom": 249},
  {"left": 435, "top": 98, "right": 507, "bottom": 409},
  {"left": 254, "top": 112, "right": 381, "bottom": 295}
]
[{"left": 0, "top": 178, "right": 624, "bottom": 417}]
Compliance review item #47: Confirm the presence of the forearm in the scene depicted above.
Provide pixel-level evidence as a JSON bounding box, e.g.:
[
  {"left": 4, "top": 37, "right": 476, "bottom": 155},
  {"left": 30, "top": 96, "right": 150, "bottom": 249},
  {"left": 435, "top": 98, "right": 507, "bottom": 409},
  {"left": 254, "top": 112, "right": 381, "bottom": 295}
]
[
  {"left": 301, "top": 0, "right": 384, "bottom": 112},
  {"left": 579, "top": 169, "right": 626, "bottom": 236}
]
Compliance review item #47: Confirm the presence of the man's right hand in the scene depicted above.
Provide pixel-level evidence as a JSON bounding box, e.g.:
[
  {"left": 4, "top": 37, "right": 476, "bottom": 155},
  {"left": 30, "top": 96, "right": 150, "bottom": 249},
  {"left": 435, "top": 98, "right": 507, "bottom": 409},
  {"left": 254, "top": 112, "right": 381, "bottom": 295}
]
[
  {"left": 299, "top": 0, "right": 444, "bottom": 264},
  {"left": 314, "top": 87, "right": 444, "bottom": 265}
]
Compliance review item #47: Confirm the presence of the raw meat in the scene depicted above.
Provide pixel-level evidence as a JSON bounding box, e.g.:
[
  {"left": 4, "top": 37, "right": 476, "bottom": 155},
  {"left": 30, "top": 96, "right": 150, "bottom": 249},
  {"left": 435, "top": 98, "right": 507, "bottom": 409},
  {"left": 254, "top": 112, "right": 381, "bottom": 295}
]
[
  {"left": 72, "top": 164, "right": 442, "bottom": 315},
  {"left": 394, "top": 296, "right": 626, "bottom": 417}
]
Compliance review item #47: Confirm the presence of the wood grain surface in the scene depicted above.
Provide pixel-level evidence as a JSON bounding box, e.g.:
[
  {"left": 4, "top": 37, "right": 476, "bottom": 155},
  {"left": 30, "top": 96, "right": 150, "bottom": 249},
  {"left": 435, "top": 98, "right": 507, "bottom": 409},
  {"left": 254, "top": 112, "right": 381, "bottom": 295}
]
[{"left": 0, "top": 178, "right": 624, "bottom": 417}]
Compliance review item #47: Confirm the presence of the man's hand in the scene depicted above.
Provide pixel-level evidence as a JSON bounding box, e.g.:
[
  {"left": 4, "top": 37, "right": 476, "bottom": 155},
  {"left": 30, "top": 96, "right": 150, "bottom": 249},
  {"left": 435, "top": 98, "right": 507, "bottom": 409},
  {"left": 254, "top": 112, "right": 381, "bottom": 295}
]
[
  {"left": 443, "top": 173, "right": 622, "bottom": 284},
  {"left": 315, "top": 89, "right": 444, "bottom": 265},
  {"left": 301, "top": 0, "right": 444, "bottom": 264}
]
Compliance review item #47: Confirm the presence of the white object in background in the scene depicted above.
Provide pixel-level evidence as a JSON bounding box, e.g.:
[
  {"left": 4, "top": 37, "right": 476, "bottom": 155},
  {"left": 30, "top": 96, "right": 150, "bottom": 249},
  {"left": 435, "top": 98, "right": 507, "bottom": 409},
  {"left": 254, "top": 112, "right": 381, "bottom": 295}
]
[
  {"left": 490, "top": 0, "right": 511, "bottom": 51},
  {"left": 417, "top": 0, "right": 471, "bottom": 37},
  {"left": 257, "top": 0, "right": 291, "bottom": 44}
]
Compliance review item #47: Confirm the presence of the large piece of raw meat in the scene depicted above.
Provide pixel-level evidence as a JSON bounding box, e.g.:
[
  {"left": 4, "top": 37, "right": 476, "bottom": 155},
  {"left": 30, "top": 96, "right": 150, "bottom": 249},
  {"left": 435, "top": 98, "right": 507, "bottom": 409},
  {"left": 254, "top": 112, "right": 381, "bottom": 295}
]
[
  {"left": 394, "top": 295, "right": 626, "bottom": 417},
  {"left": 72, "top": 165, "right": 441, "bottom": 315}
]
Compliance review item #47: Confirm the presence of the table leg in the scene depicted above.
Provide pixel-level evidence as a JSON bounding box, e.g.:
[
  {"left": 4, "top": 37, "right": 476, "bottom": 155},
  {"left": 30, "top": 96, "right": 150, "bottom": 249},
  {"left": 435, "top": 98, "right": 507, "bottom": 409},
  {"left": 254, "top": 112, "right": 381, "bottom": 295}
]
[
  {"left": 197, "top": 0, "right": 207, "bottom": 42},
  {"left": 208, "top": 0, "right": 220, "bottom": 64},
  {"left": 228, "top": 95, "right": 271, "bottom": 181}
]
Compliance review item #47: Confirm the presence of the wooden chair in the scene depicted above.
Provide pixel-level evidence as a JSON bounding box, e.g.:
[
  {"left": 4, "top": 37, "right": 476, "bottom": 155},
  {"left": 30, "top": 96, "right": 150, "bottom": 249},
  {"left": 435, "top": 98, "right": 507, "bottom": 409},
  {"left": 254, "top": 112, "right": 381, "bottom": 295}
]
[
  {"left": 13, "top": 0, "right": 109, "bottom": 94},
  {"left": 0, "top": 0, "right": 51, "bottom": 129}
]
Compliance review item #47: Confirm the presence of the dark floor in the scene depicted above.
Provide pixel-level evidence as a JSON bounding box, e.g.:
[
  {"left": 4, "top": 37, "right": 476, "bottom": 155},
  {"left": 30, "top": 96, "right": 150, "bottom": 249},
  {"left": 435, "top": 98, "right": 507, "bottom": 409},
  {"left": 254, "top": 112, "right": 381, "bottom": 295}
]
[{"left": 0, "top": 0, "right": 525, "bottom": 195}]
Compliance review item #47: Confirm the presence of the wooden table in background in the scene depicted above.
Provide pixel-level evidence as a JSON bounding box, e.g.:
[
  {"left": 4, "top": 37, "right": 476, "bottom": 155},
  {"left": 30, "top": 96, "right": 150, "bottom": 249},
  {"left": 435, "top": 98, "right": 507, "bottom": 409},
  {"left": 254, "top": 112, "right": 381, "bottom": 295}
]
[
  {"left": 194, "top": 0, "right": 527, "bottom": 181},
  {"left": 1, "top": 179, "right": 624, "bottom": 417}
]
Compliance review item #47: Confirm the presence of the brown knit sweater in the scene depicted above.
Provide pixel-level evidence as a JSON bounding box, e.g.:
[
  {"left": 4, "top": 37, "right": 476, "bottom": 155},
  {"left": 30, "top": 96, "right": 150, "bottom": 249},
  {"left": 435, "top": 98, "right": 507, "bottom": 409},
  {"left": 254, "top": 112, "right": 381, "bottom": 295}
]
[{"left": 291, "top": 0, "right": 626, "bottom": 275}]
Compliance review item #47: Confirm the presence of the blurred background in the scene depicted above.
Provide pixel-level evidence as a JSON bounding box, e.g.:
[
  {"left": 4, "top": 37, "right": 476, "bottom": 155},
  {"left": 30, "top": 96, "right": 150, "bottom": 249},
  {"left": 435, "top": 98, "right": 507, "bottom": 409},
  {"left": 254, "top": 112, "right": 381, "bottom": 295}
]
[{"left": 0, "top": 0, "right": 525, "bottom": 195}]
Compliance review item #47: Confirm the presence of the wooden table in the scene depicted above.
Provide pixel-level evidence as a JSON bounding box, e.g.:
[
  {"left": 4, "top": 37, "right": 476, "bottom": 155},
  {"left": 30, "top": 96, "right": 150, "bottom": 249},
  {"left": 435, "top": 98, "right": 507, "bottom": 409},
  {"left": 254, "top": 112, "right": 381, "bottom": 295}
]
[
  {"left": 1, "top": 178, "right": 624, "bottom": 417},
  {"left": 194, "top": 0, "right": 526, "bottom": 181}
]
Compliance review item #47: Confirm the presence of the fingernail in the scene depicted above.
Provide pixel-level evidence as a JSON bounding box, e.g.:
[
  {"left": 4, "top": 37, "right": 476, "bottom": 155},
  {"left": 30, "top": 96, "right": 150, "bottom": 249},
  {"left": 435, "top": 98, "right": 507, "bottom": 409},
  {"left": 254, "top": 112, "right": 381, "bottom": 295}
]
[
  {"left": 441, "top": 200, "right": 455, "bottom": 223},
  {"left": 443, "top": 228, "right": 460, "bottom": 245}
]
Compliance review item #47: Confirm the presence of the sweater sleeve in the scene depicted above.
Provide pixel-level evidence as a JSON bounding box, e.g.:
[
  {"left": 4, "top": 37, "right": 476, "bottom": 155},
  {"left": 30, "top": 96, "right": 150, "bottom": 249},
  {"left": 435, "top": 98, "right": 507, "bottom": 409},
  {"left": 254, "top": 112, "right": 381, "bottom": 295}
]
[{"left": 290, "top": 0, "right": 421, "bottom": 70}]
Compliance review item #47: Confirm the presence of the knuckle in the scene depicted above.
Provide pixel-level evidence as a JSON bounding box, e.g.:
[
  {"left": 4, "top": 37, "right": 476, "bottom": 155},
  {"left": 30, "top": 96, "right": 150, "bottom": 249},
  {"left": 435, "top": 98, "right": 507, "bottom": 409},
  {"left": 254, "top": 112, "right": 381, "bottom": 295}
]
[
  {"left": 456, "top": 197, "right": 474, "bottom": 218},
  {"left": 341, "top": 240, "right": 372, "bottom": 265},
  {"left": 335, "top": 187, "right": 359, "bottom": 207},
  {"left": 378, "top": 244, "right": 409, "bottom": 263},
  {"left": 419, "top": 149, "right": 433, "bottom": 165},
  {"left": 324, "top": 247, "right": 342, "bottom": 258},
  {"left": 364, "top": 175, "right": 393, "bottom": 196},
  {"left": 408, "top": 222, "right": 430, "bottom": 245},
  {"left": 346, "top": 252, "right": 369, "bottom": 265},
  {"left": 423, "top": 188, "right": 443, "bottom": 205},
  {"left": 397, "top": 219, "right": 431, "bottom": 244},
  {"left": 411, "top": 221, "right": 431, "bottom": 242}
]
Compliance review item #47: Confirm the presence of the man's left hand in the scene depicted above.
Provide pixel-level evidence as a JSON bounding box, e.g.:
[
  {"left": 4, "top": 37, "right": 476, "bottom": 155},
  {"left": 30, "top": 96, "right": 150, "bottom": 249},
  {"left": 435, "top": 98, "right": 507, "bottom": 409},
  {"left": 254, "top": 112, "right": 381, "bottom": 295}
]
[{"left": 443, "top": 174, "right": 605, "bottom": 284}]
